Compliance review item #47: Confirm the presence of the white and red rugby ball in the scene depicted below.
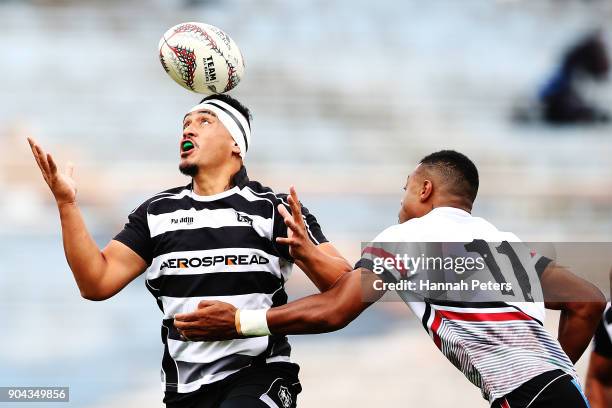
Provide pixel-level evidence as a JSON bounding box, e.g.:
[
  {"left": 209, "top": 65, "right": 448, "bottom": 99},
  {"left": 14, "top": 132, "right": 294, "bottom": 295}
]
[{"left": 158, "top": 22, "right": 245, "bottom": 94}]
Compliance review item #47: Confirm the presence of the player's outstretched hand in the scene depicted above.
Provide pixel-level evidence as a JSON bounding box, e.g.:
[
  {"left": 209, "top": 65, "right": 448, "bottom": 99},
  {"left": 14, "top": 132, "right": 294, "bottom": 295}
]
[
  {"left": 276, "top": 186, "right": 316, "bottom": 261},
  {"left": 27, "top": 137, "right": 77, "bottom": 206},
  {"left": 174, "top": 301, "right": 240, "bottom": 341}
]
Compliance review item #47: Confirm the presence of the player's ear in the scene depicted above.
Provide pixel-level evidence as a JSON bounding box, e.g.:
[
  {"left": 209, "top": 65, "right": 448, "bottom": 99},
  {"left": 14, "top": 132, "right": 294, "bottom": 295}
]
[
  {"left": 420, "top": 179, "right": 433, "bottom": 202},
  {"left": 231, "top": 142, "right": 241, "bottom": 155}
]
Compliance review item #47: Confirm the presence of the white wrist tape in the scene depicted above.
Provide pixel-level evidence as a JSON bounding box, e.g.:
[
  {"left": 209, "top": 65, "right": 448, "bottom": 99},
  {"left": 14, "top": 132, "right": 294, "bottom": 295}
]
[{"left": 239, "top": 309, "right": 271, "bottom": 337}]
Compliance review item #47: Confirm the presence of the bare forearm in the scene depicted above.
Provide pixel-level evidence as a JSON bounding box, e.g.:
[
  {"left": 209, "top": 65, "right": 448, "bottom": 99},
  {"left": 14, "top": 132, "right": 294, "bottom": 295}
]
[
  {"left": 58, "top": 202, "right": 107, "bottom": 297},
  {"left": 28, "top": 138, "right": 142, "bottom": 300},
  {"left": 267, "top": 293, "right": 348, "bottom": 335},
  {"left": 267, "top": 269, "right": 378, "bottom": 335},
  {"left": 541, "top": 263, "right": 606, "bottom": 363},
  {"left": 557, "top": 303, "right": 606, "bottom": 363},
  {"left": 296, "top": 250, "right": 352, "bottom": 292},
  {"left": 173, "top": 270, "right": 383, "bottom": 341}
]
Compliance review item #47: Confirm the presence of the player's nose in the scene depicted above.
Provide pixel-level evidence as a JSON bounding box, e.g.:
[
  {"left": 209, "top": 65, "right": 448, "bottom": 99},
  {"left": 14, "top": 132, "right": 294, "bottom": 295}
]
[{"left": 182, "top": 126, "right": 196, "bottom": 140}]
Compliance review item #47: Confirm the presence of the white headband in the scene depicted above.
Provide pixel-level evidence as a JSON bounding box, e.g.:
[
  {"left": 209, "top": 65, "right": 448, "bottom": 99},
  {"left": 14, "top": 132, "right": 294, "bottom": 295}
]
[{"left": 188, "top": 99, "right": 251, "bottom": 159}]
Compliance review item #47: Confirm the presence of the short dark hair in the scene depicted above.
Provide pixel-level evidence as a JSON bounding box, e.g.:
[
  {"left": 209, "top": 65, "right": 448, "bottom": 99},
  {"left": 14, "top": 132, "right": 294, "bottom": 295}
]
[
  {"left": 200, "top": 94, "right": 252, "bottom": 126},
  {"left": 419, "top": 150, "right": 479, "bottom": 202}
]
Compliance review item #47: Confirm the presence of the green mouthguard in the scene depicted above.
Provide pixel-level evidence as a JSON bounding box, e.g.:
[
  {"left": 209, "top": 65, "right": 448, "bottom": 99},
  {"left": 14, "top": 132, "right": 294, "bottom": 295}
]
[{"left": 182, "top": 141, "right": 194, "bottom": 150}]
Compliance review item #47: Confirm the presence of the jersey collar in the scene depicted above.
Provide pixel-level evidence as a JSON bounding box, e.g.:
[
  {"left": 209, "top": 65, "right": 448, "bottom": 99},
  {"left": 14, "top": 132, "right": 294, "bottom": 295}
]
[
  {"left": 185, "top": 166, "right": 249, "bottom": 202},
  {"left": 429, "top": 206, "right": 471, "bottom": 217},
  {"left": 188, "top": 185, "right": 240, "bottom": 201}
]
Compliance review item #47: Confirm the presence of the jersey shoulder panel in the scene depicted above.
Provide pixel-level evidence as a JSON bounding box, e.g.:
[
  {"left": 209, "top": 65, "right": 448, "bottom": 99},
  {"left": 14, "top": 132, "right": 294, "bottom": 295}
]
[{"left": 372, "top": 222, "right": 420, "bottom": 242}]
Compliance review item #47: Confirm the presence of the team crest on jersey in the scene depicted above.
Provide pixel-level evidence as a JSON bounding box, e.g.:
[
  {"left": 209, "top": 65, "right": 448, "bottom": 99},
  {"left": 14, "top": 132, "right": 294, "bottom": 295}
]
[
  {"left": 277, "top": 385, "right": 292, "bottom": 408},
  {"left": 236, "top": 212, "right": 253, "bottom": 226}
]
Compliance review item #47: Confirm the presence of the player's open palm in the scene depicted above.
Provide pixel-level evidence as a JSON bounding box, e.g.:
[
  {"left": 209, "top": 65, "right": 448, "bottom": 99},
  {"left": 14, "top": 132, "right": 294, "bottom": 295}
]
[{"left": 27, "top": 137, "right": 77, "bottom": 205}]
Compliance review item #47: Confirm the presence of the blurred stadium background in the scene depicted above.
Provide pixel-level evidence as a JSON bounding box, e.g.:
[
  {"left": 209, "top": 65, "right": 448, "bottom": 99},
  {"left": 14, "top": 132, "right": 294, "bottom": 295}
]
[{"left": 1, "top": 0, "right": 611, "bottom": 407}]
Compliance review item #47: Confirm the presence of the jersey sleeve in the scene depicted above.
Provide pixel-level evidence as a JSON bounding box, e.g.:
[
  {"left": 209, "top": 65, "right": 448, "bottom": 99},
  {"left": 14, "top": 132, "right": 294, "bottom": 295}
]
[
  {"left": 354, "top": 225, "right": 402, "bottom": 270},
  {"left": 272, "top": 195, "right": 329, "bottom": 262},
  {"left": 113, "top": 200, "right": 153, "bottom": 265},
  {"left": 533, "top": 255, "right": 553, "bottom": 278},
  {"left": 594, "top": 304, "right": 612, "bottom": 358},
  {"left": 299, "top": 204, "right": 328, "bottom": 245}
]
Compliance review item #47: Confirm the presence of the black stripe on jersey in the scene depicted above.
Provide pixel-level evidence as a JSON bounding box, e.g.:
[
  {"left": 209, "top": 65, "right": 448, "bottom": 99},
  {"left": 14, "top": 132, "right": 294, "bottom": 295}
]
[
  {"left": 148, "top": 272, "right": 282, "bottom": 298},
  {"left": 257, "top": 281, "right": 292, "bottom": 361},
  {"left": 161, "top": 321, "right": 179, "bottom": 391},
  {"left": 505, "top": 304, "right": 544, "bottom": 326},
  {"left": 276, "top": 195, "right": 318, "bottom": 244},
  {"left": 427, "top": 299, "right": 514, "bottom": 308},
  {"left": 422, "top": 302, "right": 432, "bottom": 332},
  {"left": 265, "top": 336, "right": 292, "bottom": 359},
  {"left": 151, "top": 226, "right": 280, "bottom": 258},
  {"left": 147, "top": 193, "right": 273, "bottom": 218},
  {"left": 354, "top": 259, "right": 367, "bottom": 270},
  {"left": 355, "top": 258, "right": 396, "bottom": 278},
  {"left": 271, "top": 283, "right": 288, "bottom": 306},
  {"left": 147, "top": 186, "right": 189, "bottom": 206},
  {"left": 165, "top": 318, "right": 184, "bottom": 341},
  {"left": 177, "top": 355, "right": 254, "bottom": 385},
  {"left": 256, "top": 280, "right": 291, "bottom": 363},
  {"left": 594, "top": 316, "right": 612, "bottom": 358}
]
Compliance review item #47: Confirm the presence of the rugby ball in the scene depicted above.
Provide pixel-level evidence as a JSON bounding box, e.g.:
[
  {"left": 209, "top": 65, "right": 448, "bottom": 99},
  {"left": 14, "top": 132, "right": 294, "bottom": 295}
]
[{"left": 158, "top": 22, "right": 245, "bottom": 94}]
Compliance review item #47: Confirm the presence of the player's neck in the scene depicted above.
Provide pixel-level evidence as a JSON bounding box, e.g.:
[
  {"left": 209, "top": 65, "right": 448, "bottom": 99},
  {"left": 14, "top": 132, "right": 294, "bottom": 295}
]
[
  {"left": 433, "top": 197, "right": 472, "bottom": 214},
  {"left": 191, "top": 167, "right": 236, "bottom": 196}
]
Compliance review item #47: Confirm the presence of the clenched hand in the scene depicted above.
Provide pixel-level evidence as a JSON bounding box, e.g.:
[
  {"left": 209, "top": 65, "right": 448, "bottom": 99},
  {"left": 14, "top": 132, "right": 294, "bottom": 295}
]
[{"left": 174, "top": 300, "right": 241, "bottom": 341}]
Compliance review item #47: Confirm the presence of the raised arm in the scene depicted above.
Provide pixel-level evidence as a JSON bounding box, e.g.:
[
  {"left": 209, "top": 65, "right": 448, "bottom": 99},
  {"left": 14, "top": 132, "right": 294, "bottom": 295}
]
[
  {"left": 28, "top": 138, "right": 147, "bottom": 300},
  {"left": 277, "top": 186, "right": 352, "bottom": 291},
  {"left": 541, "top": 261, "right": 607, "bottom": 363}
]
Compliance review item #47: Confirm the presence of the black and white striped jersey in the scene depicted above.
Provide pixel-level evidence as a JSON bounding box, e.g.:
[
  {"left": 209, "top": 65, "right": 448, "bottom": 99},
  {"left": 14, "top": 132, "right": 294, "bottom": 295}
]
[
  {"left": 594, "top": 302, "right": 612, "bottom": 358},
  {"left": 113, "top": 167, "right": 327, "bottom": 394}
]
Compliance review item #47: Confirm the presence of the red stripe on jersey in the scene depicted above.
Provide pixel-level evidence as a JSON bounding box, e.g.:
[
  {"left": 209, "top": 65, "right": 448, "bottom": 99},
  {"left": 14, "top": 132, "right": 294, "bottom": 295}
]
[
  {"left": 361, "top": 246, "right": 410, "bottom": 277},
  {"left": 437, "top": 309, "right": 533, "bottom": 323},
  {"left": 361, "top": 246, "right": 395, "bottom": 259}
]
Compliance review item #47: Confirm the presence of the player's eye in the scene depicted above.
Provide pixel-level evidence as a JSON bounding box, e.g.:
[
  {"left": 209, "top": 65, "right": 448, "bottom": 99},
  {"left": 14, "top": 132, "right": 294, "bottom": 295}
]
[
  {"left": 182, "top": 120, "right": 190, "bottom": 129},
  {"left": 201, "top": 118, "right": 210, "bottom": 125}
]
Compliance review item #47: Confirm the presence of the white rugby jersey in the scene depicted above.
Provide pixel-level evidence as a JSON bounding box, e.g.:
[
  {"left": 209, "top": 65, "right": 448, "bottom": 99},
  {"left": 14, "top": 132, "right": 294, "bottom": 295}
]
[
  {"left": 114, "top": 168, "right": 327, "bottom": 395},
  {"left": 364, "top": 207, "right": 577, "bottom": 403}
]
